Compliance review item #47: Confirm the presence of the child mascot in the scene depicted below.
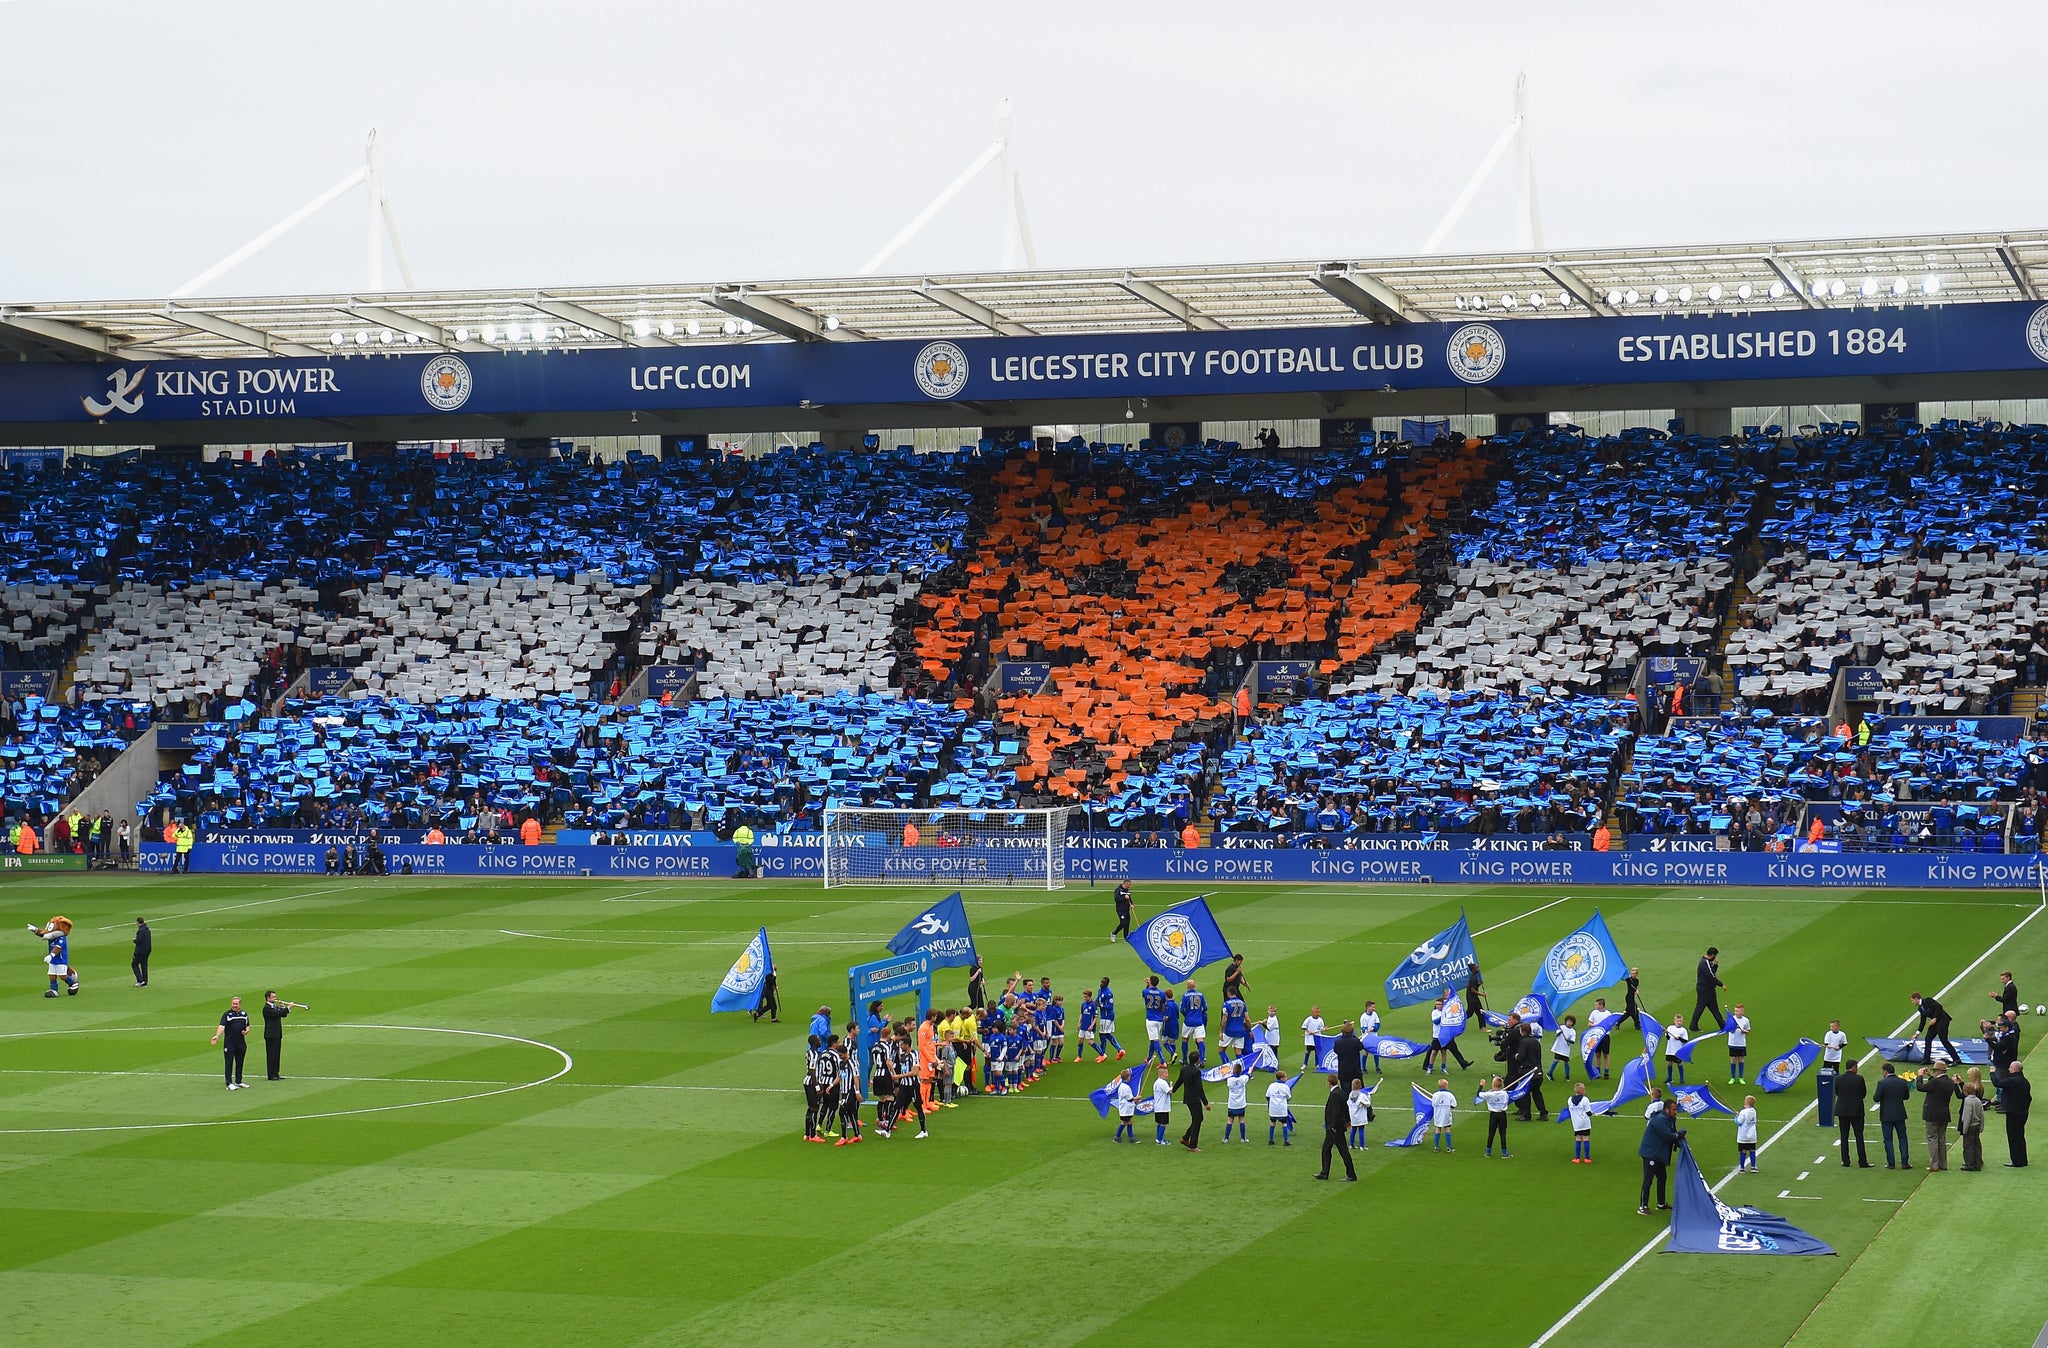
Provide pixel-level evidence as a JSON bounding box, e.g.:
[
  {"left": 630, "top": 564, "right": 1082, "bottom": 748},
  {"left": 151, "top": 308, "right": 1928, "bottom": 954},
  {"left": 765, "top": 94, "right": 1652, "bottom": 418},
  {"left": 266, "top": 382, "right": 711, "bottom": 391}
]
[{"left": 28, "top": 916, "right": 78, "bottom": 997}]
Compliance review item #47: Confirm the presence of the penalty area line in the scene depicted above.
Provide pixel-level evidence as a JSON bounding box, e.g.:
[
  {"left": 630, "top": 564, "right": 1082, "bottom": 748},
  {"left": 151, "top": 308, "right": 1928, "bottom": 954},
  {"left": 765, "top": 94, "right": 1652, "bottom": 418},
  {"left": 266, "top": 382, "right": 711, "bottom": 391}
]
[{"left": 1529, "top": 892, "right": 2048, "bottom": 1348}]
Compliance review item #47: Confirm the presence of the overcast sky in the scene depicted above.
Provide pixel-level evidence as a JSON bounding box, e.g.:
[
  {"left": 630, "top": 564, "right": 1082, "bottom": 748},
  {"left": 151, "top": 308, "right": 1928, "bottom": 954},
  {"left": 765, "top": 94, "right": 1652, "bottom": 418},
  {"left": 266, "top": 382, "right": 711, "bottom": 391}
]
[{"left": 3, "top": 1, "right": 2043, "bottom": 302}]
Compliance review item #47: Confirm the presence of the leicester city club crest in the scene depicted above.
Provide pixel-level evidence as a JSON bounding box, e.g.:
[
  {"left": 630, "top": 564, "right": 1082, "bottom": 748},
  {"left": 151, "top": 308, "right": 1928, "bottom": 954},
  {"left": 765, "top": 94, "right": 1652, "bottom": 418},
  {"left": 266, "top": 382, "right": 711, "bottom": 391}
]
[
  {"left": 912, "top": 340, "right": 970, "bottom": 400},
  {"left": 1147, "top": 912, "right": 1202, "bottom": 978},
  {"left": 2026, "top": 303, "right": 2048, "bottom": 365},
  {"left": 1544, "top": 931, "right": 1606, "bottom": 996},
  {"left": 1763, "top": 1055, "right": 1798, "bottom": 1087},
  {"left": 420, "top": 354, "right": 474, "bottom": 411},
  {"left": 722, "top": 933, "right": 767, "bottom": 996},
  {"left": 1446, "top": 322, "right": 1506, "bottom": 384}
]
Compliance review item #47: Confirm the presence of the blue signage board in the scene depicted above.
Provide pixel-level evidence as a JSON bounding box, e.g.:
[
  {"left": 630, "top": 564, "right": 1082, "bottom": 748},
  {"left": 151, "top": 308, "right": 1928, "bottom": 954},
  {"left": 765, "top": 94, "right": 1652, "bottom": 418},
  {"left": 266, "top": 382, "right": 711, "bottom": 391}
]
[
  {"left": 997, "top": 662, "right": 1052, "bottom": 694},
  {"left": 645, "top": 665, "right": 695, "bottom": 697},
  {"left": 304, "top": 666, "right": 355, "bottom": 695},
  {"left": 1842, "top": 666, "right": 1885, "bottom": 699},
  {"left": 154, "top": 722, "right": 206, "bottom": 750},
  {"left": 144, "top": 841, "right": 2044, "bottom": 889},
  {"left": 1644, "top": 656, "right": 1707, "bottom": 687},
  {"left": 849, "top": 951, "right": 933, "bottom": 1069},
  {"left": 0, "top": 671, "right": 56, "bottom": 700},
  {"left": 18, "top": 301, "right": 2048, "bottom": 430}
]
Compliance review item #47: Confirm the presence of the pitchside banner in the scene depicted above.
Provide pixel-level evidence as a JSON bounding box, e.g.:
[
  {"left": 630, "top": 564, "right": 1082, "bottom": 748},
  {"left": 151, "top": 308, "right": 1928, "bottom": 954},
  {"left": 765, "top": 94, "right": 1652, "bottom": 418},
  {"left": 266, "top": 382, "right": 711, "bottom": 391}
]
[
  {"left": 17, "top": 301, "right": 2048, "bottom": 429},
  {"left": 141, "top": 843, "right": 2046, "bottom": 887}
]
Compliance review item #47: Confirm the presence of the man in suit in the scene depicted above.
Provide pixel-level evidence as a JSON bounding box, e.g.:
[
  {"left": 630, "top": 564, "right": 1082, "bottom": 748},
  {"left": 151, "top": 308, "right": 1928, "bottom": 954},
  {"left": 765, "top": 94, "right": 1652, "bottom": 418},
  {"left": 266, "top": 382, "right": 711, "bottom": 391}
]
[
  {"left": 261, "top": 990, "right": 293, "bottom": 1081},
  {"left": 1910, "top": 991, "right": 1960, "bottom": 1065},
  {"left": 130, "top": 917, "right": 151, "bottom": 988},
  {"left": 1873, "top": 1062, "right": 1913, "bottom": 1168},
  {"left": 2004, "top": 1060, "right": 2031, "bottom": 1168},
  {"left": 1637, "top": 1099, "right": 1686, "bottom": 1214},
  {"left": 1916, "top": 1060, "right": 1959, "bottom": 1171},
  {"left": 1990, "top": 1011, "right": 2021, "bottom": 1109},
  {"left": 1989, "top": 970, "right": 2020, "bottom": 1019},
  {"left": 1110, "top": 880, "right": 1133, "bottom": 941},
  {"left": 1833, "top": 1060, "right": 1872, "bottom": 1167},
  {"left": 1175, "top": 1053, "right": 1210, "bottom": 1152},
  {"left": 1313, "top": 1073, "right": 1357, "bottom": 1181},
  {"left": 1332, "top": 1020, "right": 1365, "bottom": 1089},
  {"left": 1690, "top": 947, "right": 1725, "bottom": 1033},
  {"left": 1514, "top": 1022, "right": 1549, "bottom": 1122}
]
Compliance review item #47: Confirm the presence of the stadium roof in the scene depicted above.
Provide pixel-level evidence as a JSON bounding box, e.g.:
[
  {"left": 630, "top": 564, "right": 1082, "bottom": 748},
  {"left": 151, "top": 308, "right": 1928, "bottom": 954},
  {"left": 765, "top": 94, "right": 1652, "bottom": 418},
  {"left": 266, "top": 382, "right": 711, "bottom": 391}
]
[{"left": 3, "top": 228, "right": 2045, "bottom": 364}]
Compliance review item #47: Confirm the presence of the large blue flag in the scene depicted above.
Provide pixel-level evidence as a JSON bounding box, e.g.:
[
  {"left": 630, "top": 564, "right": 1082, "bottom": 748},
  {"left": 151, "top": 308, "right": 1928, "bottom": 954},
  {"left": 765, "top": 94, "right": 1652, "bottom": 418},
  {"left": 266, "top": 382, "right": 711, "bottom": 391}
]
[
  {"left": 1581, "top": 1009, "right": 1622, "bottom": 1067},
  {"left": 1385, "top": 912, "right": 1476, "bottom": 1008},
  {"left": 1386, "top": 1083, "right": 1435, "bottom": 1147},
  {"left": 1126, "top": 896, "right": 1233, "bottom": 982},
  {"left": 1529, "top": 910, "right": 1627, "bottom": 1015},
  {"left": 1510, "top": 992, "right": 1558, "bottom": 1034},
  {"left": 885, "top": 891, "right": 978, "bottom": 969},
  {"left": 1670, "top": 1082, "right": 1735, "bottom": 1117},
  {"left": 1666, "top": 1143, "right": 1835, "bottom": 1256},
  {"left": 1758, "top": 1038, "right": 1824, "bottom": 1094},
  {"left": 710, "top": 927, "right": 773, "bottom": 1014}
]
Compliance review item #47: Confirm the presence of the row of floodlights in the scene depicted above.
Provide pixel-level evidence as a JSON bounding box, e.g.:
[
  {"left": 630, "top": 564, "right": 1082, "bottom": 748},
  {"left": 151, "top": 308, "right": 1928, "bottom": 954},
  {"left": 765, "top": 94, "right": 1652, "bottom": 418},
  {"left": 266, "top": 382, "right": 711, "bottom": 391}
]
[
  {"left": 1449, "top": 275, "right": 1944, "bottom": 314},
  {"left": 327, "top": 313, "right": 849, "bottom": 347}
]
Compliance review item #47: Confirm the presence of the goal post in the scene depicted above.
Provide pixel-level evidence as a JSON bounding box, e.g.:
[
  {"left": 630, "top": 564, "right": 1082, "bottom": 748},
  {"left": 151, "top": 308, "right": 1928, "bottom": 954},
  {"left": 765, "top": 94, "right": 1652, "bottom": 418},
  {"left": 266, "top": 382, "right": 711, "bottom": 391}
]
[{"left": 821, "top": 807, "right": 1072, "bottom": 889}]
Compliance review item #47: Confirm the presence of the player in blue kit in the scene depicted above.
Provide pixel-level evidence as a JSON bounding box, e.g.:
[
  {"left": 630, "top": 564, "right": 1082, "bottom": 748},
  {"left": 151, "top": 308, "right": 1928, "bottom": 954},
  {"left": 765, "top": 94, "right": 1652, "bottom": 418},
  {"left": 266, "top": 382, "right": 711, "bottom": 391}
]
[
  {"left": 1075, "top": 990, "right": 1098, "bottom": 1064},
  {"left": 1180, "top": 981, "right": 1209, "bottom": 1066},
  {"left": 1220, "top": 993, "right": 1249, "bottom": 1062},
  {"left": 1095, "top": 977, "right": 1125, "bottom": 1061},
  {"left": 1159, "top": 991, "right": 1183, "bottom": 1064},
  {"left": 27, "top": 916, "right": 77, "bottom": 997},
  {"left": 1142, "top": 976, "right": 1169, "bottom": 1064},
  {"left": 1045, "top": 995, "right": 1066, "bottom": 1064}
]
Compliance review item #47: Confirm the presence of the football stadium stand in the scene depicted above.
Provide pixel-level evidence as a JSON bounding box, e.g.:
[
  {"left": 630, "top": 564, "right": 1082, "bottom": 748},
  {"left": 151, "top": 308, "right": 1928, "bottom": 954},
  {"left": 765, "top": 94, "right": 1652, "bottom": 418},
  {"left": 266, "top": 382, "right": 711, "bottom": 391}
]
[{"left": 3, "top": 421, "right": 2044, "bottom": 859}]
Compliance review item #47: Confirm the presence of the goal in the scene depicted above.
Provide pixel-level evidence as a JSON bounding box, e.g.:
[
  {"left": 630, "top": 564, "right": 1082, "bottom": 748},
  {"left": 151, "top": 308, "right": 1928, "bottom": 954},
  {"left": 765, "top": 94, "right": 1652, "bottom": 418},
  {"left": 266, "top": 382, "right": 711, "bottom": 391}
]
[{"left": 820, "top": 807, "right": 1073, "bottom": 889}]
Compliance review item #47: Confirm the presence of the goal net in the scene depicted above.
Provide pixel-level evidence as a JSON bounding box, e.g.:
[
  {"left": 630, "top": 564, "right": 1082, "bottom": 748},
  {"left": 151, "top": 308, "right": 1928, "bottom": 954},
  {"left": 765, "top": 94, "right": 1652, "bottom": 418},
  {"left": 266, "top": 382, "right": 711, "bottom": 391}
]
[{"left": 820, "top": 807, "right": 1073, "bottom": 889}]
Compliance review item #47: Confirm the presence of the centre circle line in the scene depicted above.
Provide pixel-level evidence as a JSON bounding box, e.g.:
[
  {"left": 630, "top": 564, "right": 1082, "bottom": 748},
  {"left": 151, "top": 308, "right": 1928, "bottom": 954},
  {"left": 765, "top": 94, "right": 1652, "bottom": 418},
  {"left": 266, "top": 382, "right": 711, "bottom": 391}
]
[{"left": 0, "top": 1022, "right": 573, "bottom": 1135}]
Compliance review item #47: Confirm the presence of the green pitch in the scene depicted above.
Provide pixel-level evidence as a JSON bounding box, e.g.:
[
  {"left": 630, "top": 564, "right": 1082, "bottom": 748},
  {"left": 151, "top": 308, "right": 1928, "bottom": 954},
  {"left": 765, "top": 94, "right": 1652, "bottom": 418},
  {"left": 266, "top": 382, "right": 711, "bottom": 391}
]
[{"left": 0, "top": 873, "right": 2041, "bottom": 1348}]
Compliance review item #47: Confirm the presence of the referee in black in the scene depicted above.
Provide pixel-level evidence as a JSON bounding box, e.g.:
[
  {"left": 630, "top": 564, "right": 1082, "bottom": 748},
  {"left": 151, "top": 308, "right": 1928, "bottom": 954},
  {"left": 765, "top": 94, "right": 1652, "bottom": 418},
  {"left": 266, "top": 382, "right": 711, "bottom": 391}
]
[
  {"left": 210, "top": 995, "right": 250, "bottom": 1089},
  {"left": 131, "top": 917, "right": 151, "bottom": 987},
  {"left": 1111, "top": 880, "right": 1133, "bottom": 941},
  {"left": 262, "top": 989, "right": 293, "bottom": 1080}
]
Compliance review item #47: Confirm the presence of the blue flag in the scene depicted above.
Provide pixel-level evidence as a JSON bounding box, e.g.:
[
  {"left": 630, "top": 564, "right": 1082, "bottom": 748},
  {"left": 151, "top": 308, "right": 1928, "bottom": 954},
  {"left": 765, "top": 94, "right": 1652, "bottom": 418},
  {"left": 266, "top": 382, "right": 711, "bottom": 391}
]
[
  {"left": 1436, "top": 992, "right": 1470, "bottom": 1043},
  {"left": 1758, "top": 1038, "right": 1824, "bottom": 1094},
  {"left": 1090, "top": 1068, "right": 1148, "bottom": 1118},
  {"left": 1509, "top": 992, "right": 1558, "bottom": 1034},
  {"left": 1863, "top": 1036, "right": 1993, "bottom": 1066},
  {"left": 1239, "top": 1041, "right": 1280, "bottom": 1074},
  {"left": 1126, "top": 896, "right": 1233, "bottom": 982},
  {"left": 1361, "top": 1032, "right": 1430, "bottom": 1062},
  {"left": 1472, "top": 1067, "right": 1542, "bottom": 1108},
  {"left": 1606, "top": 1053, "right": 1655, "bottom": 1113},
  {"left": 1666, "top": 1143, "right": 1835, "bottom": 1256},
  {"left": 1669, "top": 1082, "right": 1735, "bottom": 1117},
  {"left": 710, "top": 927, "right": 773, "bottom": 1014},
  {"left": 1642, "top": 1020, "right": 1662, "bottom": 1062},
  {"left": 1529, "top": 909, "right": 1627, "bottom": 1015},
  {"left": 1386, "top": 1083, "right": 1435, "bottom": 1147},
  {"left": 885, "top": 891, "right": 977, "bottom": 969},
  {"left": 1673, "top": 1029, "right": 1727, "bottom": 1064},
  {"left": 1581, "top": 1009, "right": 1622, "bottom": 1067},
  {"left": 1385, "top": 912, "right": 1477, "bottom": 1008}
]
